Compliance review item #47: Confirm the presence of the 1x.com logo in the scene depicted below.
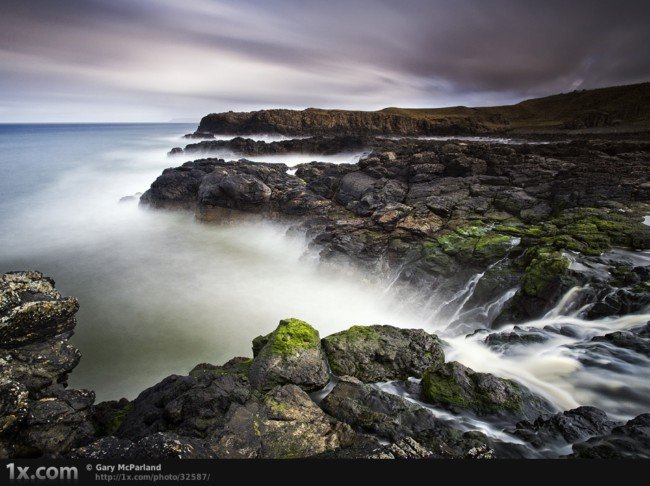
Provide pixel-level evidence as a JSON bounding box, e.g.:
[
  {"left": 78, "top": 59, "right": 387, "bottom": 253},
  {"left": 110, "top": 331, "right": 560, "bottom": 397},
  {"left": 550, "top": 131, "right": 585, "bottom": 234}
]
[{"left": 6, "top": 463, "right": 78, "bottom": 481}]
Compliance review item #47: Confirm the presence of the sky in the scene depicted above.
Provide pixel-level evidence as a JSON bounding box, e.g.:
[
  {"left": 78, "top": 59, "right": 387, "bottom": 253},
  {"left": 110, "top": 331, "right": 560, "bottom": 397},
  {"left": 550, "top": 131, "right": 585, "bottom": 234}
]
[{"left": 0, "top": 0, "right": 648, "bottom": 122}]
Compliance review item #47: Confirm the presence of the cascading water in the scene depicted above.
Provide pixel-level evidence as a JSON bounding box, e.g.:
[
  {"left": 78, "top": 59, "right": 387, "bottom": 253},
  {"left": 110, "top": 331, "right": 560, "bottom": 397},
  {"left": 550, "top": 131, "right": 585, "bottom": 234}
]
[{"left": 415, "top": 248, "right": 650, "bottom": 427}]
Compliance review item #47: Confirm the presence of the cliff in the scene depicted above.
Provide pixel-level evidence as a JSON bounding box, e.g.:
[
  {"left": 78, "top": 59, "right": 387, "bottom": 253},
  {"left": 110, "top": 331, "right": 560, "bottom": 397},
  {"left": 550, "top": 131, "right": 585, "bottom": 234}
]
[{"left": 195, "top": 82, "right": 650, "bottom": 136}]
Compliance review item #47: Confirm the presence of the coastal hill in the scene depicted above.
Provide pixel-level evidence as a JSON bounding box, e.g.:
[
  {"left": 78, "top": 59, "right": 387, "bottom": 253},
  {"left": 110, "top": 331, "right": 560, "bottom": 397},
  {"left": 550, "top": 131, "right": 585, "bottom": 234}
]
[{"left": 196, "top": 82, "right": 650, "bottom": 136}]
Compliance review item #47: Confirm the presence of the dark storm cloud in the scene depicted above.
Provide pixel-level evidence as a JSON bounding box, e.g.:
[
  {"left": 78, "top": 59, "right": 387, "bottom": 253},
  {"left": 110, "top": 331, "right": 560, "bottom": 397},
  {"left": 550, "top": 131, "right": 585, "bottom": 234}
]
[{"left": 0, "top": 0, "right": 648, "bottom": 121}]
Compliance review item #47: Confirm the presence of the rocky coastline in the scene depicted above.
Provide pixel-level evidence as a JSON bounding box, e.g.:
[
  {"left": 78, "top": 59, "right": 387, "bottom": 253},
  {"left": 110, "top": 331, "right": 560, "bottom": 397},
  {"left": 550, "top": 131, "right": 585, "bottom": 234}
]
[
  {"left": 2, "top": 272, "right": 648, "bottom": 459},
  {"left": 2, "top": 91, "right": 650, "bottom": 458},
  {"left": 144, "top": 137, "right": 650, "bottom": 327}
]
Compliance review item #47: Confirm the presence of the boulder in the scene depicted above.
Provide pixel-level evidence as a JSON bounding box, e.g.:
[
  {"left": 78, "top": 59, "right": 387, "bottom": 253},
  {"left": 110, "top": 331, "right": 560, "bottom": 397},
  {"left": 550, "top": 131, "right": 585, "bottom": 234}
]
[
  {"left": 512, "top": 406, "right": 617, "bottom": 448},
  {"left": 421, "top": 361, "right": 555, "bottom": 421},
  {"left": 321, "top": 325, "right": 444, "bottom": 383},
  {"left": 248, "top": 319, "right": 329, "bottom": 392},
  {"left": 214, "top": 384, "right": 352, "bottom": 458}
]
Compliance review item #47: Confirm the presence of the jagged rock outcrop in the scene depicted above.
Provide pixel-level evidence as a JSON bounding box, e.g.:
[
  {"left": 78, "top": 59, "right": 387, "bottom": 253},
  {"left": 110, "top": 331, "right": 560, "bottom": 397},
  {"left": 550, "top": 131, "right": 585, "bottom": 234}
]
[
  {"left": 173, "top": 135, "right": 371, "bottom": 157},
  {"left": 142, "top": 139, "right": 650, "bottom": 325},
  {"left": 570, "top": 414, "right": 650, "bottom": 458},
  {"left": 0, "top": 271, "right": 95, "bottom": 458},
  {"left": 196, "top": 108, "right": 483, "bottom": 137}
]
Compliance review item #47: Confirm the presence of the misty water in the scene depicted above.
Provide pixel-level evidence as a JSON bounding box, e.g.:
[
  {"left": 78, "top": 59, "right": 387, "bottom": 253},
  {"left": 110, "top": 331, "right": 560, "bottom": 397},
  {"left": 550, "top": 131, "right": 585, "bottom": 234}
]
[
  {"left": 0, "top": 124, "right": 420, "bottom": 401},
  {"left": 1, "top": 124, "right": 648, "bottom": 433}
]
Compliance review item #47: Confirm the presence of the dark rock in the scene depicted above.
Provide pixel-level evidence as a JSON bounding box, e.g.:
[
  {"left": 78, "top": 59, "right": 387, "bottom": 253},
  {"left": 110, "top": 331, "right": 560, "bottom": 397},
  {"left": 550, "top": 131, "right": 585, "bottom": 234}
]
[
  {"left": 68, "top": 436, "right": 136, "bottom": 459},
  {"left": 0, "top": 272, "right": 95, "bottom": 459},
  {"left": 92, "top": 398, "right": 133, "bottom": 436},
  {"left": 321, "top": 325, "right": 444, "bottom": 382},
  {"left": 320, "top": 376, "right": 494, "bottom": 458},
  {"left": 570, "top": 413, "right": 650, "bottom": 458},
  {"left": 0, "top": 379, "right": 28, "bottom": 435},
  {"left": 248, "top": 318, "right": 329, "bottom": 392},
  {"left": 182, "top": 135, "right": 369, "bottom": 157},
  {"left": 133, "top": 432, "right": 218, "bottom": 459},
  {"left": 421, "top": 361, "right": 555, "bottom": 421},
  {"left": 14, "top": 389, "right": 95, "bottom": 457},
  {"left": 512, "top": 406, "right": 617, "bottom": 448},
  {"left": 0, "top": 272, "right": 79, "bottom": 348},
  {"left": 213, "top": 384, "right": 353, "bottom": 459},
  {"left": 116, "top": 370, "right": 250, "bottom": 441},
  {"left": 484, "top": 326, "right": 549, "bottom": 349},
  {"left": 591, "top": 323, "right": 650, "bottom": 356}
]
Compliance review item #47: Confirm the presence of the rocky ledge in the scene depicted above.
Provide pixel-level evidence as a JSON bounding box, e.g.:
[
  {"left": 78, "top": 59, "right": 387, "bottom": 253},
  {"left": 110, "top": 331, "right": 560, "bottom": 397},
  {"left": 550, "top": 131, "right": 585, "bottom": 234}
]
[
  {"left": 142, "top": 138, "right": 650, "bottom": 327},
  {"left": 1, "top": 271, "right": 649, "bottom": 459}
]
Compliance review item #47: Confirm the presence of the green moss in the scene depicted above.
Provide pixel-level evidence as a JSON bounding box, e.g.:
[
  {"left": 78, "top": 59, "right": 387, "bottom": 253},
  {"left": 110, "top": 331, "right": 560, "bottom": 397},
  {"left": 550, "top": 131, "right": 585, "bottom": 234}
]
[
  {"left": 474, "top": 233, "right": 512, "bottom": 261},
  {"left": 335, "top": 325, "right": 379, "bottom": 342},
  {"left": 264, "top": 397, "right": 288, "bottom": 415},
  {"left": 421, "top": 241, "right": 459, "bottom": 275},
  {"left": 422, "top": 367, "right": 469, "bottom": 409},
  {"left": 455, "top": 225, "right": 489, "bottom": 238},
  {"left": 521, "top": 248, "right": 570, "bottom": 297},
  {"left": 252, "top": 416, "right": 261, "bottom": 437},
  {"left": 422, "top": 364, "right": 523, "bottom": 414},
  {"left": 436, "top": 231, "right": 472, "bottom": 255},
  {"left": 268, "top": 318, "right": 320, "bottom": 357},
  {"left": 493, "top": 224, "right": 527, "bottom": 236}
]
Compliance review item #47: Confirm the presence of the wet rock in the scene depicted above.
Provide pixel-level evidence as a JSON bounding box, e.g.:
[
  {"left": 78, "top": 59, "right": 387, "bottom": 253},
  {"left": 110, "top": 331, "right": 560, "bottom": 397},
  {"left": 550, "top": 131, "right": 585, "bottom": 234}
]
[
  {"left": 183, "top": 135, "right": 369, "bottom": 157},
  {"left": 421, "top": 361, "right": 555, "bottom": 421},
  {"left": 484, "top": 326, "right": 549, "bottom": 349},
  {"left": 586, "top": 289, "right": 650, "bottom": 320},
  {"left": 2, "top": 337, "right": 81, "bottom": 396},
  {"left": 571, "top": 413, "right": 650, "bottom": 458},
  {"left": 512, "top": 406, "right": 617, "bottom": 448},
  {"left": 321, "top": 325, "right": 444, "bottom": 382},
  {"left": 321, "top": 376, "right": 493, "bottom": 458},
  {"left": 0, "top": 272, "right": 95, "bottom": 459},
  {"left": 591, "top": 323, "right": 650, "bottom": 356},
  {"left": 248, "top": 319, "right": 329, "bottom": 392}
]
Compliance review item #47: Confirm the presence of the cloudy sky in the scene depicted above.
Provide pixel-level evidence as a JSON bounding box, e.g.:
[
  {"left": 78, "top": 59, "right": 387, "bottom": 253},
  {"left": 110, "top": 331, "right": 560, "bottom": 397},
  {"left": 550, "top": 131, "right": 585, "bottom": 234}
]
[{"left": 0, "top": 0, "right": 648, "bottom": 122}]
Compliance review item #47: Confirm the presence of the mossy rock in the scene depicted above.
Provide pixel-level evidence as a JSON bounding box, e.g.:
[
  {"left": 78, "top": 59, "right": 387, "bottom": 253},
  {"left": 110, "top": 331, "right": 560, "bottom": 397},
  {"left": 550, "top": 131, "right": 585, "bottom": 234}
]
[
  {"left": 322, "top": 325, "right": 444, "bottom": 382},
  {"left": 248, "top": 318, "right": 329, "bottom": 392},
  {"left": 473, "top": 233, "right": 513, "bottom": 262},
  {"left": 421, "top": 362, "right": 554, "bottom": 420},
  {"left": 268, "top": 318, "right": 320, "bottom": 357},
  {"left": 520, "top": 248, "right": 570, "bottom": 298}
]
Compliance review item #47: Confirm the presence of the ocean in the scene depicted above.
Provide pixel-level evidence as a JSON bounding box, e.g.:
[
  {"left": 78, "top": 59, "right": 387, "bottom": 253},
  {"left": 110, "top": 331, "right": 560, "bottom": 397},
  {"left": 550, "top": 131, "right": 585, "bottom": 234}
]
[{"left": 0, "top": 123, "right": 420, "bottom": 401}]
